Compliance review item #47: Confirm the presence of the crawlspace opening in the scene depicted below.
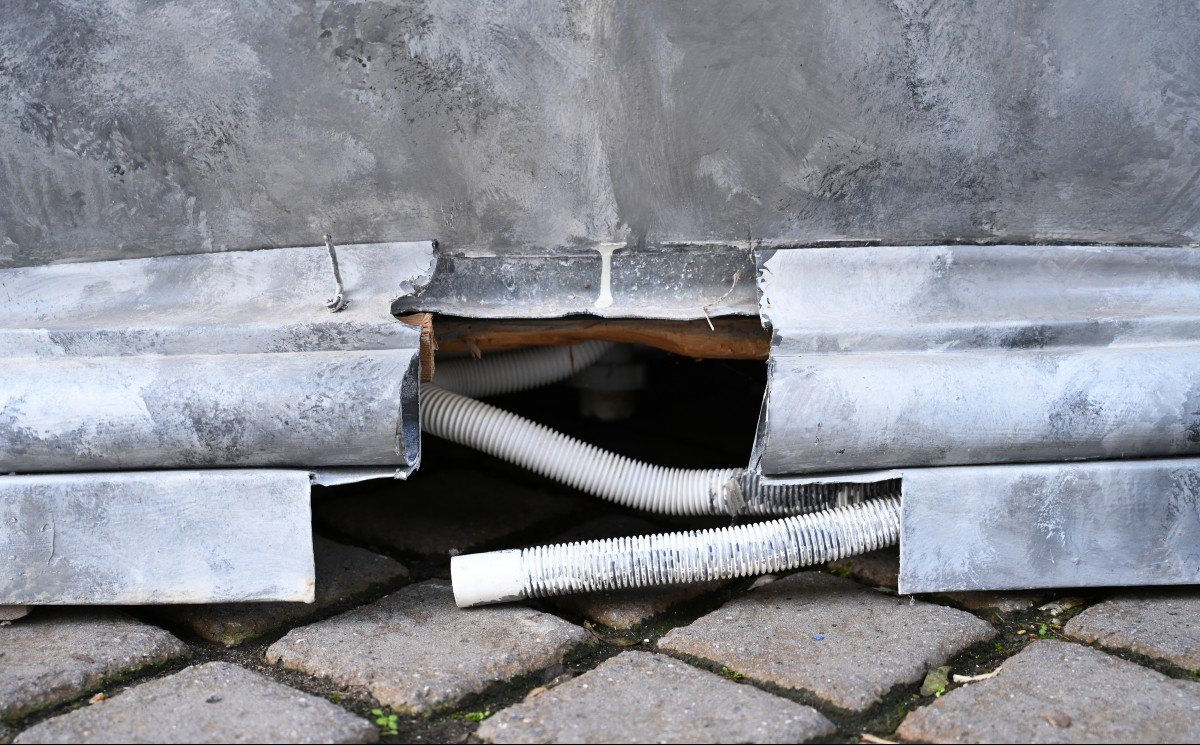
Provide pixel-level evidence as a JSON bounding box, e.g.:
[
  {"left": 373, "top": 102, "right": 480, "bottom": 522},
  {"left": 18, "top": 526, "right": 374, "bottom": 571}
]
[
  {"left": 313, "top": 347, "right": 768, "bottom": 576},
  {"left": 485, "top": 348, "right": 766, "bottom": 468}
]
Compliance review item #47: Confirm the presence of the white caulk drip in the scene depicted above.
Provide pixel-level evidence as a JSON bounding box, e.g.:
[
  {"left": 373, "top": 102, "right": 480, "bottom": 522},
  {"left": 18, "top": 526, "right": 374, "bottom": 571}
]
[{"left": 593, "top": 244, "right": 620, "bottom": 309}]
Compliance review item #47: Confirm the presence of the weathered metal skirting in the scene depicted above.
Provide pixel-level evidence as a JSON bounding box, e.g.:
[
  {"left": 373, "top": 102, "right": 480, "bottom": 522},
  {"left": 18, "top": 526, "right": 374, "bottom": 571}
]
[
  {"left": 0, "top": 470, "right": 315, "bottom": 605},
  {"left": 753, "top": 245, "right": 1200, "bottom": 476},
  {"left": 748, "top": 457, "right": 1200, "bottom": 594},
  {"left": 394, "top": 243, "right": 758, "bottom": 320},
  {"left": 0, "top": 241, "right": 434, "bottom": 474},
  {"left": 897, "top": 458, "right": 1200, "bottom": 594}
]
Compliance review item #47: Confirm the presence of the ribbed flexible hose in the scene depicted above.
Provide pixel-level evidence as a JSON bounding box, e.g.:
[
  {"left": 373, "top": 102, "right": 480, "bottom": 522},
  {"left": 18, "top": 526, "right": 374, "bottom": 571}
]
[
  {"left": 422, "top": 383, "right": 741, "bottom": 514},
  {"left": 735, "top": 473, "right": 901, "bottom": 516},
  {"left": 422, "top": 382, "right": 898, "bottom": 516},
  {"left": 433, "top": 341, "right": 614, "bottom": 397},
  {"left": 451, "top": 496, "right": 902, "bottom": 606},
  {"left": 427, "top": 343, "right": 904, "bottom": 607}
]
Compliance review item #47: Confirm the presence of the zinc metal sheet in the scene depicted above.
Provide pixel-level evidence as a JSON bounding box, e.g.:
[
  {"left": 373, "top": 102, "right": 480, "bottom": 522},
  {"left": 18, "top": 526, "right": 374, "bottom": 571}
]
[
  {"left": 897, "top": 458, "right": 1200, "bottom": 594},
  {"left": 749, "top": 458, "right": 1200, "bottom": 593},
  {"left": 0, "top": 241, "right": 433, "bottom": 473},
  {"left": 0, "top": 470, "right": 315, "bottom": 604},
  {"left": 754, "top": 245, "right": 1200, "bottom": 476}
]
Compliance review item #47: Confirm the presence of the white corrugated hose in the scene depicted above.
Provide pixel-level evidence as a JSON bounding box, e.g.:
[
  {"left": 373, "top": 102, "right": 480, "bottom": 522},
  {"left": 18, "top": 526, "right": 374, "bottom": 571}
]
[
  {"left": 423, "top": 383, "right": 743, "bottom": 515},
  {"left": 422, "top": 342, "right": 901, "bottom": 607},
  {"left": 451, "top": 496, "right": 902, "bottom": 606},
  {"left": 432, "top": 340, "right": 614, "bottom": 398}
]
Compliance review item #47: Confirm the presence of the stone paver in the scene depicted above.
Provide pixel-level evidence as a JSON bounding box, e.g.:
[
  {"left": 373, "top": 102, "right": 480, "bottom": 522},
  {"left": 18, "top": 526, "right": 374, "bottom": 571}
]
[
  {"left": 0, "top": 611, "right": 189, "bottom": 720},
  {"left": 266, "top": 580, "right": 592, "bottom": 714},
  {"left": 941, "top": 590, "right": 1047, "bottom": 616},
  {"left": 15, "top": 662, "right": 376, "bottom": 744},
  {"left": 0, "top": 607, "right": 29, "bottom": 622},
  {"left": 549, "top": 516, "right": 725, "bottom": 630},
  {"left": 831, "top": 549, "right": 1045, "bottom": 614},
  {"left": 316, "top": 470, "right": 587, "bottom": 556},
  {"left": 556, "top": 582, "right": 726, "bottom": 632},
  {"left": 897, "top": 640, "right": 1200, "bottom": 743},
  {"left": 831, "top": 549, "right": 902, "bottom": 589},
  {"left": 478, "top": 650, "right": 834, "bottom": 744},
  {"left": 658, "top": 572, "right": 996, "bottom": 712},
  {"left": 1065, "top": 591, "right": 1200, "bottom": 671},
  {"left": 160, "top": 537, "right": 409, "bottom": 646}
]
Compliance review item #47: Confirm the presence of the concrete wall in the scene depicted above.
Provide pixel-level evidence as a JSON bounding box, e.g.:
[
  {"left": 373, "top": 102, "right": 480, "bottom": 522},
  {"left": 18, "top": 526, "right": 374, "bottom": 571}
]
[{"left": 2, "top": 0, "right": 1198, "bottom": 267}]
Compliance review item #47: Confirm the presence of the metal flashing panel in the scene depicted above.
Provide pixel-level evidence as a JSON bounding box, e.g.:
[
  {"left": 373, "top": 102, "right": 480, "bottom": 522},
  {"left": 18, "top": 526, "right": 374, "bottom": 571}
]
[
  {"left": 394, "top": 243, "right": 758, "bottom": 320},
  {"left": 754, "top": 245, "right": 1200, "bottom": 476},
  {"left": 0, "top": 470, "right": 315, "bottom": 605},
  {"left": 897, "top": 458, "right": 1200, "bottom": 594},
  {"left": 0, "top": 241, "right": 433, "bottom": 474},
  {"left": 743, "top": 458, "right": 1200, "bottom": 593}
]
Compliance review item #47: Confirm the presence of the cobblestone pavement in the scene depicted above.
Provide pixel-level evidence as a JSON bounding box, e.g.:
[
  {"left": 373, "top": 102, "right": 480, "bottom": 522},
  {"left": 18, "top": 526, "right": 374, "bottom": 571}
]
[{"left": 4, "top": 452, "right": 1200, "bottom": 743}]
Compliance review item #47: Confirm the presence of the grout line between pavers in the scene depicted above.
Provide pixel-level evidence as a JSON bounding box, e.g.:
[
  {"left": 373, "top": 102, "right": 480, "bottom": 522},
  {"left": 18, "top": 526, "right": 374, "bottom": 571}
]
[
  {"left": 18, "top": 511, "right": 1196, "bottom": 743},
  {"left": 13, "top": 584, "right": 1190, "bottom": 745},
  {"left": 641, "top": 588, "right": 1056, "bottom": 743},
  {"left": 1053, "top": 635, "right": 1200, "bottom": 683},
  {"left": 2, "top": 641, "right": 197, "bottom": 734}
]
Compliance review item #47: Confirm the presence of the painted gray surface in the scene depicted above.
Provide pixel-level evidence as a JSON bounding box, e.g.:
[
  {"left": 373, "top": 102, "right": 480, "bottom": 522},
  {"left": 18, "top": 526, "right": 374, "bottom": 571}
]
[
  {"left": 0, "top": 241, "right": 430, "bottom": 471},
  {"left": 898, "top": 458, "right": 1200, "bottom": 594},
  {"left": 0, "top": 470, "right": 315, "bottom": 604},
  {"left": 754, "top": 245, "right": 1200, "bottom": 475},
  {"left": 3, "top": 1, "right": 1200, "bottom": 269}
]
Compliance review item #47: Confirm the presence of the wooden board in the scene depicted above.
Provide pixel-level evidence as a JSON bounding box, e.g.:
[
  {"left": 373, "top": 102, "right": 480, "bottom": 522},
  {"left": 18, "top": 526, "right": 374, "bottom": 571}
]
[
  {"left": 431, "top": 316, "right": 769, "bottom": 360},
  {"left": 399, "top": 312, "right": 436, "bottom": 381},
  {"left": 0, "top": 470, "right": 315, "bottom": 605}
]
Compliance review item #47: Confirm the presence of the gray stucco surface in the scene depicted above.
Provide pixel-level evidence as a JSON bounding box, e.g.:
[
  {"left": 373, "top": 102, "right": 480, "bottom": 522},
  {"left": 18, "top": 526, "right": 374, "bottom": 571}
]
[{"left": 3, "top": 1, "right": 1198, "bottom": 267}]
